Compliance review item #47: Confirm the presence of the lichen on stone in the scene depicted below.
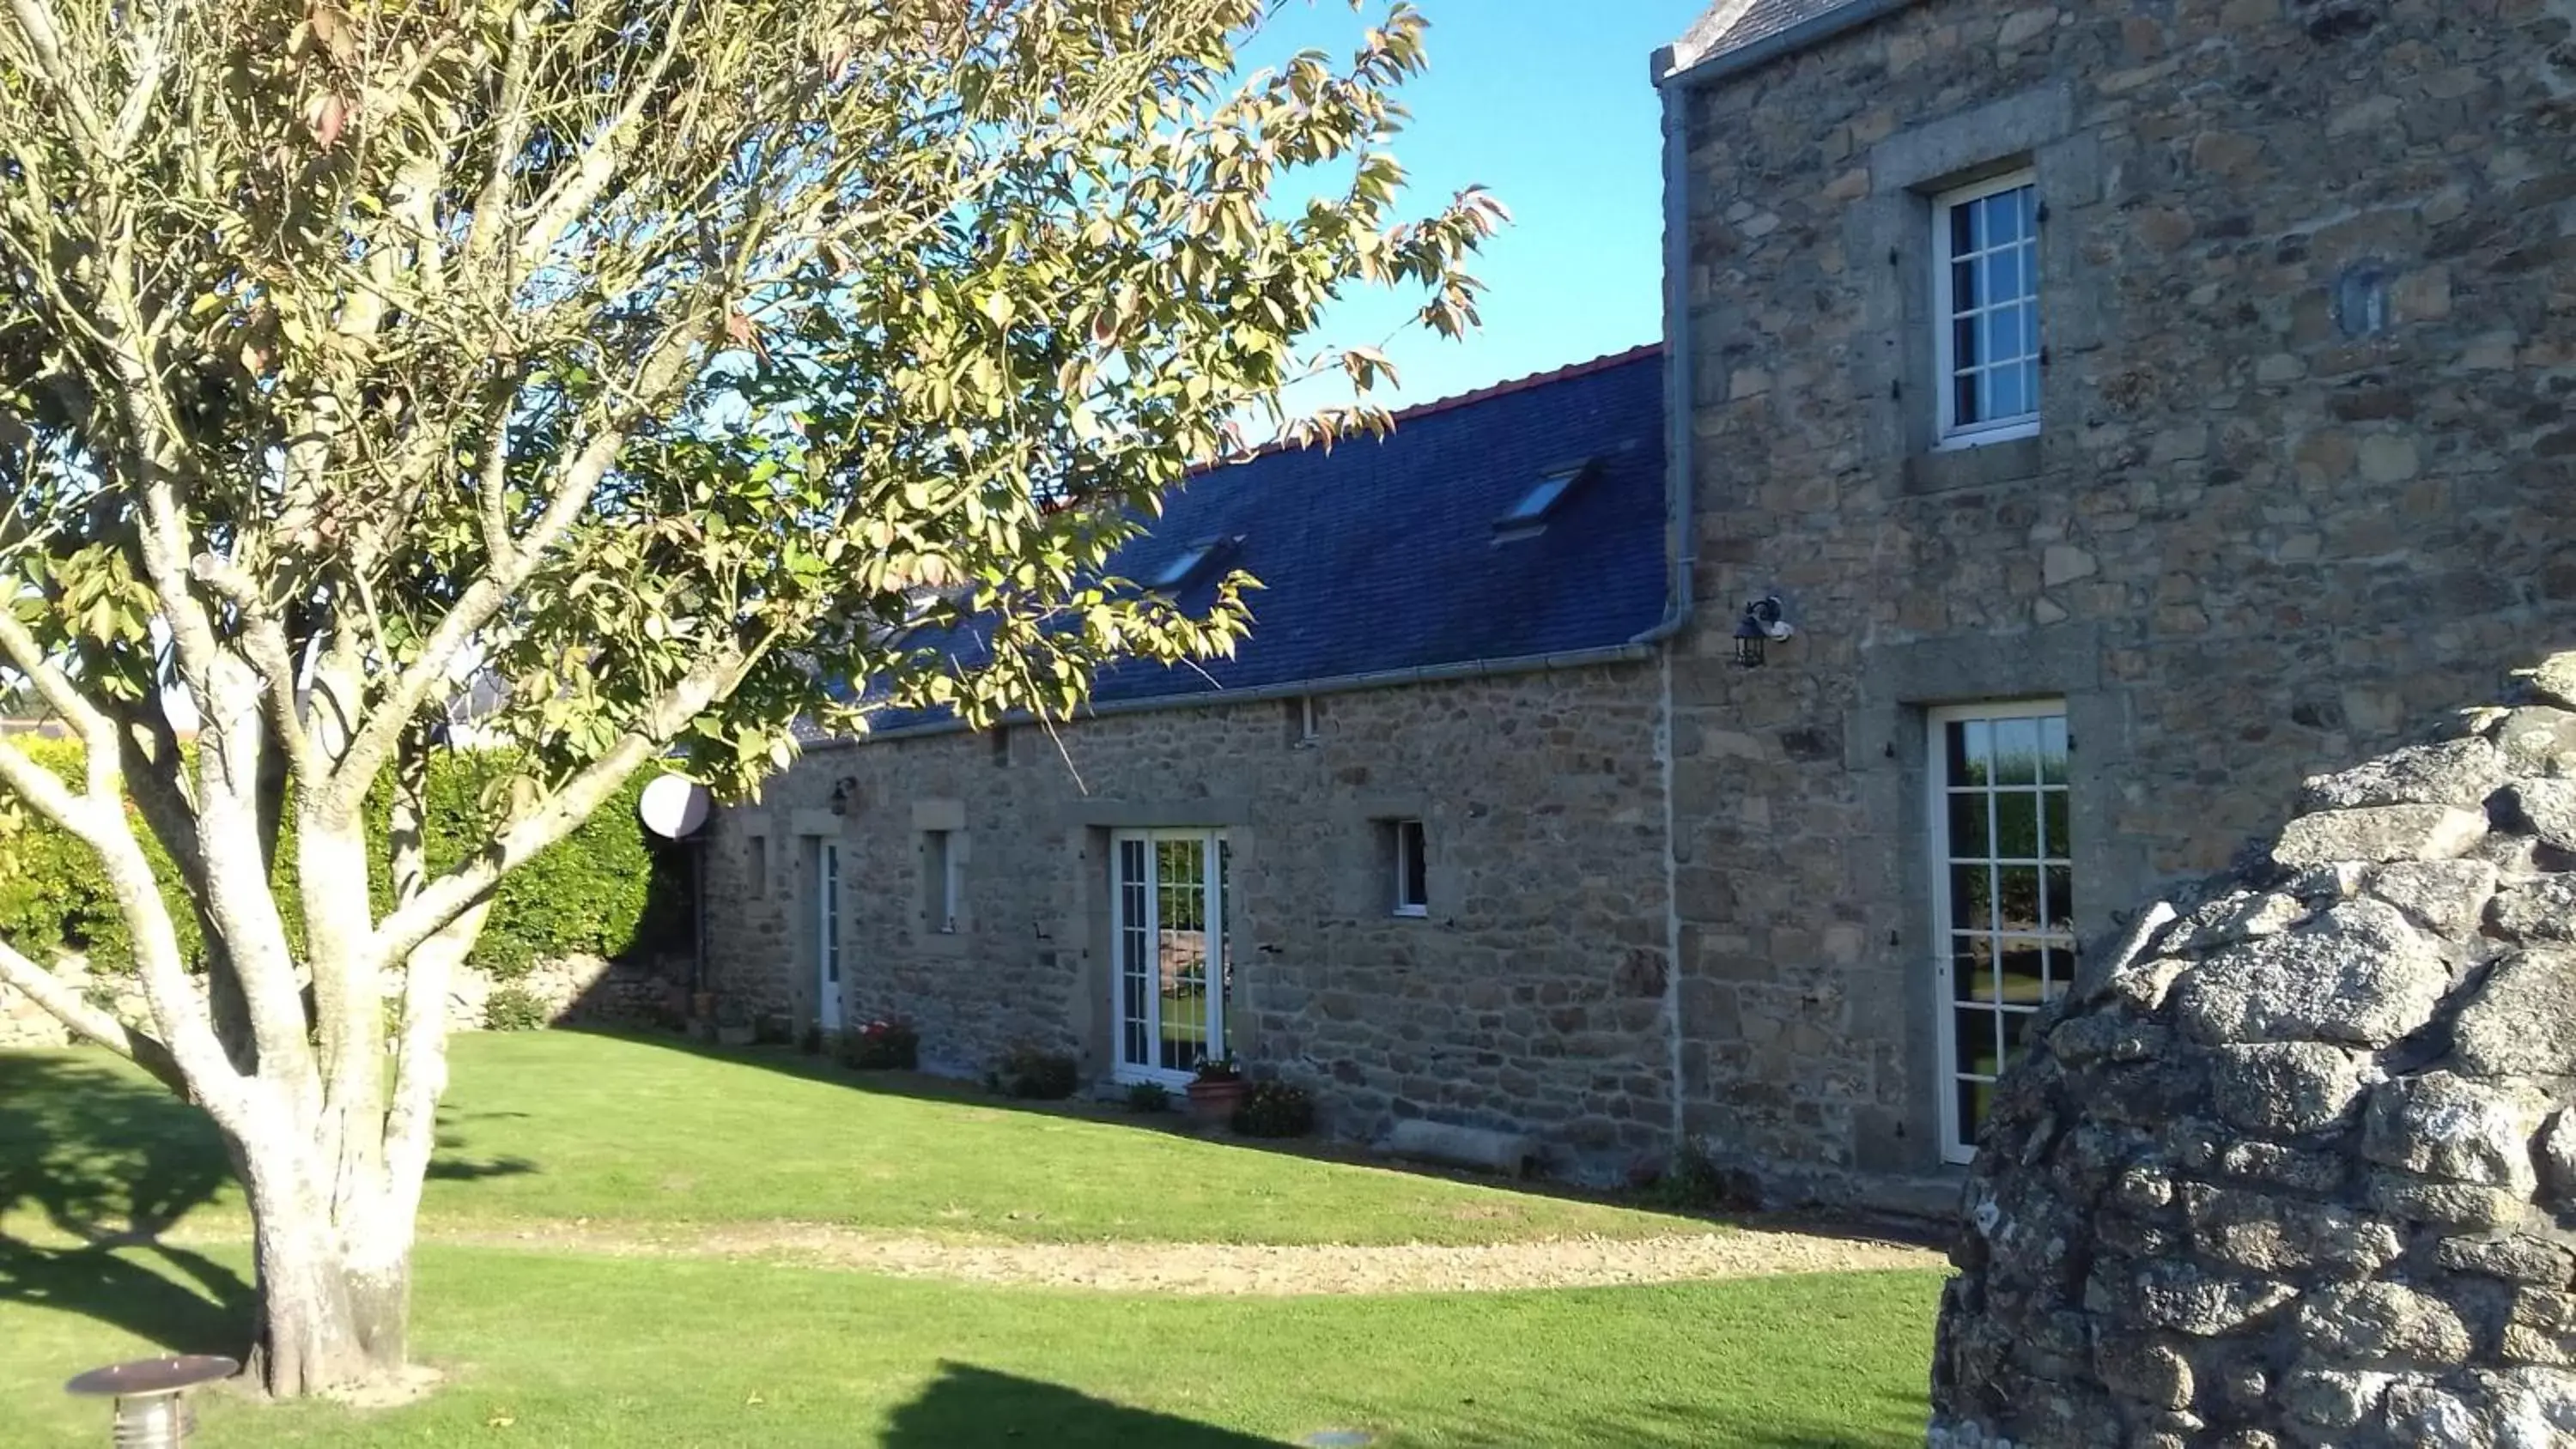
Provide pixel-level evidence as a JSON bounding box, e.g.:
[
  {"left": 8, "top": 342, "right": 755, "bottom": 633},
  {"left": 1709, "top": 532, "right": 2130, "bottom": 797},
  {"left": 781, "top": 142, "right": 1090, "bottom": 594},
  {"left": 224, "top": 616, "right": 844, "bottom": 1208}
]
[{"left": 1932, "top": 651, "right": 2576, "bottom": 1449}]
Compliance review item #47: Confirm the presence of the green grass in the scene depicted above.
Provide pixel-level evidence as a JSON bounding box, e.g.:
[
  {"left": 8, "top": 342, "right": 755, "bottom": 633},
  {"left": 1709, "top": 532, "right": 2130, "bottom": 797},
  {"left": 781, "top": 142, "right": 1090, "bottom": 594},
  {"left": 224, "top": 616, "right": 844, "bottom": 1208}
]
[
  {"left": 1, "top": 1033, "right": 1705, "bottom": 1246},
  {"left": 0, "top": 1242, "right": 1942, "bottom": 1446},
  {"left": 0, "top": 1032, "right": 1942, "bottom": 1446}
]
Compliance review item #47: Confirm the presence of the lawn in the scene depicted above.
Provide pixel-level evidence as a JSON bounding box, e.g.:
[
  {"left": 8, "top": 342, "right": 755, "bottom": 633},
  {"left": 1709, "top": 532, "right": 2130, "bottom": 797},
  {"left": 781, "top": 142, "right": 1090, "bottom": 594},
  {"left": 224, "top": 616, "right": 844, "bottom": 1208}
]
[
  {"left": 0, "top": 1033, "right": 1944, "bottom": 1447},
  {"left": 1, "top": 1033, "right": 1709, "bottom": 1246}
]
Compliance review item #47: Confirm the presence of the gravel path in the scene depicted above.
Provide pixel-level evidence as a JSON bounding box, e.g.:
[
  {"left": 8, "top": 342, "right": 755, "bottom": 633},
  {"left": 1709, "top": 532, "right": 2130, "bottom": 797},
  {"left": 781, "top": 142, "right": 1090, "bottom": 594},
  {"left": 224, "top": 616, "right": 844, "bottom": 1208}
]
[{"left": 440, "top": 1219, "right": 1945, "bottom": 1294}]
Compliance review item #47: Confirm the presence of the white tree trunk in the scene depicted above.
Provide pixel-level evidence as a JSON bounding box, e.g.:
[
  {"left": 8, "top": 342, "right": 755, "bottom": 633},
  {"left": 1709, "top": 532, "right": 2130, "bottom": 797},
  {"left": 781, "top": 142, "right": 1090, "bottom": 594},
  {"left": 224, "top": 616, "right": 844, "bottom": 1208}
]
[
  {"left": 234, "top": 1125, "right": 380, "bottom": 1397},
  {"left": 0, "top": 627, "right": 683, "bottom": 1400}
]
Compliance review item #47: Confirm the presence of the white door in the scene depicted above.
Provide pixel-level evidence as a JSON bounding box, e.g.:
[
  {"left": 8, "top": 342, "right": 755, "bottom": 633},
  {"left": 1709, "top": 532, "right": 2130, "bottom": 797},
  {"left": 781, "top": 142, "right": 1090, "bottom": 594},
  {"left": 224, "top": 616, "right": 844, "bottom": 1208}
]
[
  {"left": 1928, "top": 701, "right": 2073, "bottom": 1163},
  {"left": 817, "top": 840, "right": 844, "bottom": 1032},
  {"left": 1109, "top": 830, "right": 1230, "bottom": 1086}
]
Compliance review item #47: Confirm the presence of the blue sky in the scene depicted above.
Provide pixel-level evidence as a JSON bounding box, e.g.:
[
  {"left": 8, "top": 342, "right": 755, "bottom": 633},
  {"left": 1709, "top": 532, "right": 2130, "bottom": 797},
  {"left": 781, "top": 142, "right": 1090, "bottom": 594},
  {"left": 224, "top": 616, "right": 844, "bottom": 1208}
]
[{"left": 1248, "top": 2, "right": 1707, "bottom": 412}]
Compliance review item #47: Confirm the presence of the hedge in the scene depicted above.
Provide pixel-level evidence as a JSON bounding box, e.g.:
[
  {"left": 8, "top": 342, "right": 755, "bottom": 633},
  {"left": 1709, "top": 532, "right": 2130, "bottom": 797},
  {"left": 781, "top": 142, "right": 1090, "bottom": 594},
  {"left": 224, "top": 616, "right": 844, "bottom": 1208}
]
[{"left": 0, "top": 737, "right": 691, "bottom": 980}]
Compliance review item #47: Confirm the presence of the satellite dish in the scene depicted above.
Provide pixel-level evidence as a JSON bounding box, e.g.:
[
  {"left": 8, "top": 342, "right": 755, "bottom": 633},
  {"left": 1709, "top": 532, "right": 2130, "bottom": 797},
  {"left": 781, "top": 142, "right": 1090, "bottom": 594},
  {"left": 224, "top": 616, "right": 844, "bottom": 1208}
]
[{"left": 638, "top": 774, "right": 713, "bottom": 840}]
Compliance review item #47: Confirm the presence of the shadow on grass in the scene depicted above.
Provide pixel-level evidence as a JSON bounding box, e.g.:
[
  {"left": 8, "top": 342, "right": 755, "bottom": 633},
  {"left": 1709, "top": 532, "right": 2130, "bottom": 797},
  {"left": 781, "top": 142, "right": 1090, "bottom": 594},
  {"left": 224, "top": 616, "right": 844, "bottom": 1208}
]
[
  {"left": 884, "top": 1363, "right": 1279, "bottom": 1447},
  {"left": 886, "top": 1364, "right": 1927, "bottom": 1449},
  {"left": 0, "top": 1052, "right": 252, "bottom": 1355},
  {"left": 0, "top": 1051, "right": 532, "bottom": 1356}
]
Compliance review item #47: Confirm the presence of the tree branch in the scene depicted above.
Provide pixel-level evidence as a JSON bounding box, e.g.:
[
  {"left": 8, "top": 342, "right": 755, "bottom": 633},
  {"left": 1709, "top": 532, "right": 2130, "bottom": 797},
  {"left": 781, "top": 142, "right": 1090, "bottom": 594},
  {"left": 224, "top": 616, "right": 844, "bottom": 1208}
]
[
  {"left": 187, "top": 652, "right": 322, "bottom": 1099},
  {"left": 514, "top": 0, "right": 696, "bottom": 274},
  {"left": 0, "top": 723, "right": 100, "bottom": 834},
  {"left": 3, "top": 0, "right": 109, "bottom": 150},
  {"left": 107, "top": 0, "right": 183, "bottom": 155},
  {"left": 0, "top": 731, "right": 248, "bottom": 1123},
  {"left": 322, "top": 320, "right": 708, "bottom": 809},
  {"left": 0, "top": 599, "right": 120, "bottom": 798},
  {"left": 459, "top": 3, "right": 535, "bottom": 273},
  {"left": 190, "top": 552, "right": 323, "bottom": 784},
  {"left": 100, "top": 687, "right": 207, "bottom": 897},
  {"left": 0, "top": 934, "right": 185, "bottom": 1094},
  {"left": 369, "top": 640, "right": 750, "bottom": 970},
  {"left": 376, "top": 727, "right": 492, "bottom": 1228}
]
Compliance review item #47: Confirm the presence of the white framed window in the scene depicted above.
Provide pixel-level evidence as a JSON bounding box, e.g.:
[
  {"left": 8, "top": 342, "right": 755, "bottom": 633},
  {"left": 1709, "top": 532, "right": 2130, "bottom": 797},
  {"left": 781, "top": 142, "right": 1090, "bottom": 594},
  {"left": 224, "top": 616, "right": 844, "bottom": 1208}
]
[
  {"left": 1392, "top": 819, "right": 1428, "bottom": 918},
  {"left": 926, "top": 830, "right": 962, "bottom": 933},
  {"left": 1927, "top": 701, "right": 2073, "bottom": 1163},
  {"left": 816, "top": 840, "right": 844, "bottom": 1032},
  {"left": 1932, "top": 171, "right": 2041, "bottom": 448},
  {"left": 1109, "top": 830, "right": 1231, "bottom": 1086}
]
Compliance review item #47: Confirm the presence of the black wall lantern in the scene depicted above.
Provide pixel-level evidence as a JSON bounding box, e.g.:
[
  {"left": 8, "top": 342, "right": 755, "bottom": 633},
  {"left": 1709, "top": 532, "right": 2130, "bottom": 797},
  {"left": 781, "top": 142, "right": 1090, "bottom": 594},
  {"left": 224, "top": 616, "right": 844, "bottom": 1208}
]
[{"left": 1733, "top": 596, "right": 1795, "bottom": 669}]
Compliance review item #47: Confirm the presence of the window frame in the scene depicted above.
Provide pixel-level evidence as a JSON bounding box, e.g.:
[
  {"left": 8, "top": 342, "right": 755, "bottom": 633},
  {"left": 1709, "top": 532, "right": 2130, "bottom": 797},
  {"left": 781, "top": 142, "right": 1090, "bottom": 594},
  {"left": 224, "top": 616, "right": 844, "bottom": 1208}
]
[
  {"left": 817, "top": 840, "right": 844, "bottom": 1032},
  {"left": 1924, "top": 698, "right": 2073, "bottom": 1166},
  {"left": 1391, "top": 818, "right": 1429, "bottom": 919},
  {"left": 926, "top": 829, "right": 961, "bottom": 934},
  {"left": 1150, "top": 543, "right": 1215, "bottom": 590},
  {"left": 1494, "top": 461, "right": 1591, "bottom": 535},
  {"left": 1108, "top": 829, "right": 1231, "bottom": 1088},
  {"left": 1929, "top": 169, "right": 2042, "bottom": 451}
]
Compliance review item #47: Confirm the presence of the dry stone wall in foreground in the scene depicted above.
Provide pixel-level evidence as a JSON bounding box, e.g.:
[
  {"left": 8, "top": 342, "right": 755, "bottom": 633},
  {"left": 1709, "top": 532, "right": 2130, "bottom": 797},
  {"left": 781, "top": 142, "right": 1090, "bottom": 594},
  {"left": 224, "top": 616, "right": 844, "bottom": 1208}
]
[{"left": 1931, "top": 652, "right": 2576, "bottom": 1448}]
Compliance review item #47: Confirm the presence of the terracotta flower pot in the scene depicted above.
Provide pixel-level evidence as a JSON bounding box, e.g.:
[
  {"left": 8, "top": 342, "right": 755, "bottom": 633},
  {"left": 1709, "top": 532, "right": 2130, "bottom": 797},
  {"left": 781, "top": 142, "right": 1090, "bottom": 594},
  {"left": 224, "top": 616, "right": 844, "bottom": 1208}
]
[{"left": 1185, "top": 1077, "right": 1249, "bottom": 1126}]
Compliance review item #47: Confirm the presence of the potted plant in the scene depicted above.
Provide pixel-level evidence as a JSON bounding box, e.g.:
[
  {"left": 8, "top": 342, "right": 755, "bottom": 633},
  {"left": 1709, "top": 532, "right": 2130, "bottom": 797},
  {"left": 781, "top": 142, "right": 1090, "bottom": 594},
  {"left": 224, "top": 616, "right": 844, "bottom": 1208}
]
[
  {"left": 1184, "top": 1055, "right": 1249, "bottom": 1125},
  {"left": 845, "top": 1016, "right": 920, "bottom": 1070}
]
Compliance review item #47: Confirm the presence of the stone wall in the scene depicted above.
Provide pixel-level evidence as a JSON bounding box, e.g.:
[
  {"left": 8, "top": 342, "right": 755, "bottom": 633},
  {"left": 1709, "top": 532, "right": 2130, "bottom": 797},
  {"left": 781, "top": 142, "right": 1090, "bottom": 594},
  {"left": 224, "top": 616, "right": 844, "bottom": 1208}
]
[
  {"left": 1668, "top": 0, "right": 2576, "bottom": 1198},
  {"left": 1930, "top": 655, "right": 2576, "bottom": 1446},
  {"left": 0, "top": 952, "right": 672, "bottom": 1049},
  {"left": 0, "top": 956, "right": 132, "bottom": 1051},
  {"left": 700, "top": 663, "right": 1676, "bottom": 1180}
]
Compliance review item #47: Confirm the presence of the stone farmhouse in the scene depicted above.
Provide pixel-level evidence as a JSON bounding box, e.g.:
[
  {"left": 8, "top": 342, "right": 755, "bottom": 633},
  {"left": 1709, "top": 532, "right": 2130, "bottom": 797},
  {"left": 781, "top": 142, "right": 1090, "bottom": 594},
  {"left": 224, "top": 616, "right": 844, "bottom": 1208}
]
[
  {"left": 702, "top": 0, "right": 2576, "bottom": 1205},
  {"left": 701, "top": 348, "right": 1684, "bottom": 1178}
]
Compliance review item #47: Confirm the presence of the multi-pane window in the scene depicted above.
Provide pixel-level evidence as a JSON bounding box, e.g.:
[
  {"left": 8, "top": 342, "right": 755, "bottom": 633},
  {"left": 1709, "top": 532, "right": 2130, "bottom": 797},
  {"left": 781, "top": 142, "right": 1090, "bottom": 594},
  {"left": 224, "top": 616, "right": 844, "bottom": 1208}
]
[
  {"left": 1933, "top": 173, "right": 2041, "bottom": 446},
  {"left": 1929, "top": 703, "right": 2072, "bottom": 1162},
  {"left": 817, "top": 841, "right": 843, "bottom": 1032},
  {"left": 1110, "top": 831, "right": 1230, "bottom": 1084},
  {"left": 1393, "top": 819, "right": 1428, "bottom": 918}
]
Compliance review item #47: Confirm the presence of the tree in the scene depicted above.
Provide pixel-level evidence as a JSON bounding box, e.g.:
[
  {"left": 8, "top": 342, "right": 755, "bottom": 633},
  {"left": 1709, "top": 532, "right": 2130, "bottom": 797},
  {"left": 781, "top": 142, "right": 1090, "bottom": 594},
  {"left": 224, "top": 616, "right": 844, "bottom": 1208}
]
[{"left": 0, "top": 0, "right": 1499, "bottom": 1398}]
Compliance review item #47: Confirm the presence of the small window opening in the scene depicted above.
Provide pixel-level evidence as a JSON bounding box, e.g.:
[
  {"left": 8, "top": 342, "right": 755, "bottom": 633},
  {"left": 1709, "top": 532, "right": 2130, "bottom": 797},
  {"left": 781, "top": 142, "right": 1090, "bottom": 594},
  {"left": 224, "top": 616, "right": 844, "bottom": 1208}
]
[
  {"left": 747, "top": 834, "right": 769, "bottom": 899},
  {"left": 1392, "top": 819, "right": 1428, "bottom": 917},
  {"left": 927, "top": 829, "right": 961, "bottom": 933},
  {"left": 989, "top": 726, "right": 1012, "bottom": 767},
  {"left": 1285, "top": 694, "right": 1323, "bottom": 748}
]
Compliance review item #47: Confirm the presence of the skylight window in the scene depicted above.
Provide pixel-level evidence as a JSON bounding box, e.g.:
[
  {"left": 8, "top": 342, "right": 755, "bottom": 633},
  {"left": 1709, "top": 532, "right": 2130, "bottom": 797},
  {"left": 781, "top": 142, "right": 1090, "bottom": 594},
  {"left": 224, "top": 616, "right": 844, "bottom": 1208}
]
[
  {"left": 1148, "top": 537, "right": 1236, "bottom": 590},
  {"left": 1151, "top": 544, "right": 1214, "bottom": 589},
  {"left": 1495, "top": 461, "right": 1593, "bottom": 535}
]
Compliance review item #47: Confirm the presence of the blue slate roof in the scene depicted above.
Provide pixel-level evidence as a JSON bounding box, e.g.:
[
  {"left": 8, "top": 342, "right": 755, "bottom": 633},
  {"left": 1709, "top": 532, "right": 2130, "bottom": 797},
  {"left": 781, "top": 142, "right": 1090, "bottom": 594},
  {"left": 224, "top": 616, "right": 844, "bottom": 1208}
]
[
  {"left": 1667, "top": 0, "right": 1911, "bottom": 80},
  {"left": 872, "top": 344, "right": 1667, "bottom": 729}
]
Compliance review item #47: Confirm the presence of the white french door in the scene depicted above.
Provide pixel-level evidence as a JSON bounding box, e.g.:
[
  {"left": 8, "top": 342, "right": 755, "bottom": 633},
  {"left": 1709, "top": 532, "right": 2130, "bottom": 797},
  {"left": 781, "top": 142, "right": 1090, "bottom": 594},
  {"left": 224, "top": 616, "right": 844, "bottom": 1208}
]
[
  {"left": 1928, "top": 701, "right": 2074, "bottom": 1164},
  {"left": 1109, "top": 830, "right": 1230, "bottom": 1086},
  {"left": 817, "top": 840, "right": 844, "bottom": 1032}
]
